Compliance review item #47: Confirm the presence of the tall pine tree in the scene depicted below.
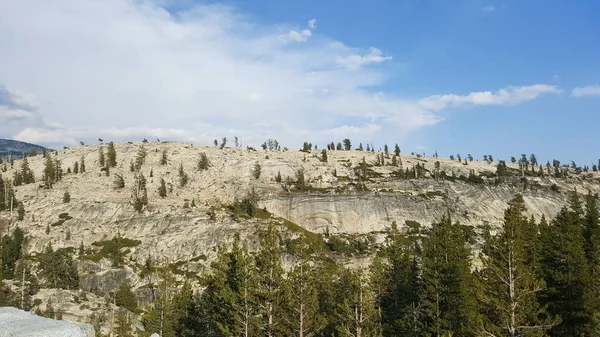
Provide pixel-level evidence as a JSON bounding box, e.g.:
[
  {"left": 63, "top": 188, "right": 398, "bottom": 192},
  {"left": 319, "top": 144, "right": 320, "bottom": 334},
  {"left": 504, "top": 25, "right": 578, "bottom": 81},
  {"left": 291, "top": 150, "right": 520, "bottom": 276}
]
[
  {"left": 420, "top": 215, "right": 480, "bottom": 337},
  {"left": 541, "top": 191, "right": 595, "bottom": 336},
  {"left": 478, "top": 194, "right": 557, "bottom": 336}
]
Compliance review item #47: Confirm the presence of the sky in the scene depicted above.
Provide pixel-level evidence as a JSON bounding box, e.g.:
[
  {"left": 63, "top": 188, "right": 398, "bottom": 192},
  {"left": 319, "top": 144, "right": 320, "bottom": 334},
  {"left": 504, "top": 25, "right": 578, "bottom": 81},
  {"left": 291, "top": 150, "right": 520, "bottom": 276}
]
[{"left": 1, "top": 0, "right": 599, "bottom": 165}]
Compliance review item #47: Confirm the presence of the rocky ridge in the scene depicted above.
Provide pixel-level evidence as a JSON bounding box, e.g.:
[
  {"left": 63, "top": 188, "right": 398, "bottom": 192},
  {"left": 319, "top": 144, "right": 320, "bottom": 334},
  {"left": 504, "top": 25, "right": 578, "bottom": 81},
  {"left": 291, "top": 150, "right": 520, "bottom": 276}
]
[{"left": 1, "top": 141, "right": 599, "bottom": 333}]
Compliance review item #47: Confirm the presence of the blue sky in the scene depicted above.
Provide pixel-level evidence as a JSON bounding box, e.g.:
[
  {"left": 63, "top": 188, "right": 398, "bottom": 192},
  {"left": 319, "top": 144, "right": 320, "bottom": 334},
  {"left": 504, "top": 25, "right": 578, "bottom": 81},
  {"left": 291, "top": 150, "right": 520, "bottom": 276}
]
[{"left": 0, "top": 0, "right": 599, "bottom": 165}]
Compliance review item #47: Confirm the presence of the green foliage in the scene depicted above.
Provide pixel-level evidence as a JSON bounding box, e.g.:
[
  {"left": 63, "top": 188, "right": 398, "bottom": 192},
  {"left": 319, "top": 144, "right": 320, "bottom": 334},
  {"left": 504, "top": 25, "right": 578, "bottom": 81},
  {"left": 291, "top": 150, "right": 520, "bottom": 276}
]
[
  {"left": 420, "top": 216, "right": 480, "bottom": 336},
  {"left": 158, "top": 178, "right": 167, "bottom": 197},
  {"left": 0, "top": 175, "right": 17, "bottom": 211},
  {"left": 302, "top": 141, "right": 313, "bottom": 152},
  {"left": 62, "top": 191, "right": 70, "bottom": 203},
  {"left": 38, "top": 244, "right": 79, "bottom": 290},
  {"left": 1, "top": 227, "right": 24, "bottom": 279},
  {"left": 197, "top": 152, "right": 210, "bottom": 170},
  {"left": 134, "top": 146, "right": 147, "bottom": 171},
  {"left": 160, "top": 148, "right": 168, "bottom": 165},
  {"left": 342, "top": 138, "right": 351, "bottom": 151},
  {"left": 540, "top": 191, "right": 597, "bottom": 336},
  {"left": 132, "top": 173, "right": 148, "bottom": 212},
  {"left": 106, "top": 141, "right": 117, "bottom": 167},
  {"left": 98, "top": 145, "right": 105, "bottom": 167},
  {"left": 252, "top": 161, "right": 261, "bottom": 179},
  {"left": 14, "top": 158, "right": 35, "bottom": 186},
  {"left": 84, "top": 237, "right": 141, "bottom": 267},
  {"left": 394, "top": 143, "right": 401, "bottom": 156},
  {"left": 115, "top": 283, "right": 138, "bottom": 312},
  {"left": 80, "top": 155, "right": 86, "bottom": 172},
  {"left": 114, "top": 309, "right": 134, "bottom": 337},
  {"left": 295, "top": 167, "right": 306, "bottom": 190},
  {"left": 321, "top": 149, "right": 328, "bottom": 162},
  {"left": 113, "top": 173, "right": 125, "bottom": 189},
  {"left": 178, "top": 163, "right": 189, "bottom": 187},
  {"left": 275, "top": 170, "right": 282, "bottom": 183},
  {"left": 479, "top": 195, "right": 558, "bottom": 335}
]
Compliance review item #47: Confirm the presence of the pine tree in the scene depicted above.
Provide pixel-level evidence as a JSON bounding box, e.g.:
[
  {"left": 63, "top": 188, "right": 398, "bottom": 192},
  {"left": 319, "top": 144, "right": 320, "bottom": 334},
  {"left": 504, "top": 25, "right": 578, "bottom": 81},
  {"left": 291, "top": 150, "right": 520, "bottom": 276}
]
[
  {"left": 334, "top": 269, "right": 379, "bottom": 337},
  {"left": 420, "top": 215, "right": 480, "bottom": 336},
  {"left": 114, "top": 309, "right": 134, "bottom": 337},
  {"left": 42, "top": 154, "right": 56, "bottom": 189},
  {"left": 107, "top": 141, "right": 117, "bottom": 167},
  {"left": 158, "top": 178, "right": 167, "bottom": 197},
  {"left": 583, "top": 192, "right": 600, "bottom": 268},
  {"left": 134, "top": 146, "right": 147, "bottom": 171},
  {"left": 282, "top": 251, "right": 323, "bottom": 337},
  {"left": 478, "top": 195, "right": 557, "bottom": 336},
  {"left": 73, "top": 161, "right": 79, "bottom": 174},
  {"left": 343, "top": 139, "right": 352, "bottom": 151},
  {"left": 19, "top": 158, "right": 35, "bottom": 184},
  {"left": 1, "top": 227, "right": 25, "bottom": 278},
  {"left": 80, "top": 155, "right": 86, "bottom": 172},
  {"left": 143, "top": 260, "right": 178, "bottom": 337},
  {"left": 256, "top": 225, "right": 284, "bottom": 337},
  {"left": 63, "top": 191, "right": 70, "bottom": 203},
  {"left": 178, "top": 163, "right": 188, "bottom": 187},
  {"left": 39, "top": 243, "right": 79, "bottom": 289},
  {"left": 14, "top": 259, "right": 38, "bottom": 311},
  {"left": 275, "top": 171, "right": 282, "bottom": 183},
  {"left": 200, "top": 236, "right": 260, "bottom": 336},
  {"left": 252, "top": 161, "right": 262, "bottom": 179},
  {"left": 198, "top": 152, "right": 210, "bottom": 170},
  {"left": 115, "top": 283, "right": 138, "bottom": 313},
  {"left": 113, "top": 173, "right": 125, "bottom": 189},
  {"left": 98, "top": 146, "right": 105, "bottom": 167},
  {"left": 541, "top": 191, "right": 595, "bottom": 336},
  {"left": 372, "top": 234, "right": 422, "bottom": 336},
  {"left": 160, "top": 149, "right": 168, "bottom": 165}
]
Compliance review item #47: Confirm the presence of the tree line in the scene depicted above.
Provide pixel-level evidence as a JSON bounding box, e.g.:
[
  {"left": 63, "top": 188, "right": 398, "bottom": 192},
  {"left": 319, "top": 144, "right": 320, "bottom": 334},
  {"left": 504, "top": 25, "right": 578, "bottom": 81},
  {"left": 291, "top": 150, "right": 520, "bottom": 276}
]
[{"left": 135, "top": 191, "right": 600, "bottom": 337}]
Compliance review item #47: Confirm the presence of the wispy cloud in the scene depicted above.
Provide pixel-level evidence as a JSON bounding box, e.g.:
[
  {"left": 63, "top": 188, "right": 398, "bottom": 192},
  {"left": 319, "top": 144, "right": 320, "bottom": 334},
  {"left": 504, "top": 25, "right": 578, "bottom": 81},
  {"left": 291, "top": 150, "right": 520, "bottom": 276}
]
[
  {"left": 282, "top": 29, "right": 312, "bottom": 43},
  {"left": 336, "top": 47, "right": 392, "bottom": 70},
  {"left": 572, "top": 85, "right": 600, "bottom": 97},
  {"left": 482, "top": 6, "right": 496, "bottom": 12},
  {"left": 0, "top": 1, "right": 559, "bottom": 149},
  {"left": 419, "top": 84, "right": 561, "bottom": 111},
  {"left": 0, "top": 84, "right": 39, "bottom": 122}
]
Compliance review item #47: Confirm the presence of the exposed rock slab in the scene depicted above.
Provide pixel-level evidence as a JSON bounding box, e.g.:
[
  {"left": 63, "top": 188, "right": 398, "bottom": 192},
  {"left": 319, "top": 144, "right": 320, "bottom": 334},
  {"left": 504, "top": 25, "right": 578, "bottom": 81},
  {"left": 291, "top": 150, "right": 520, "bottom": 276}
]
[{"left": 0, "top": 307, "right": 94, "bottom": 337}]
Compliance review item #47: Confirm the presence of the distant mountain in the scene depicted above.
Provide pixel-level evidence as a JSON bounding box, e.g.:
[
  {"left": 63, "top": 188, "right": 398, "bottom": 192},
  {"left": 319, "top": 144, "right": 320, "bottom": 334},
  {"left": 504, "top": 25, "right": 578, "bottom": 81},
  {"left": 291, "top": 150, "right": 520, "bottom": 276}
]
[{"left": 0, "top": 139, "right": 49, "bottom": 158}]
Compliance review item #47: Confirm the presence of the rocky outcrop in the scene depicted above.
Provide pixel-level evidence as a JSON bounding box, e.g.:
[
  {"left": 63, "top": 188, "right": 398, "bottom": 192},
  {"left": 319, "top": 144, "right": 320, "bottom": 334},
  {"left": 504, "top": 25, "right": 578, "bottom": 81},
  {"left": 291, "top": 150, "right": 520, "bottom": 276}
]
[
  {"left": 0, "top": 307, "right": 94, "bottom": 337},
  {"left": 262, "top": 179, "right": 577, "bottom": 234}
]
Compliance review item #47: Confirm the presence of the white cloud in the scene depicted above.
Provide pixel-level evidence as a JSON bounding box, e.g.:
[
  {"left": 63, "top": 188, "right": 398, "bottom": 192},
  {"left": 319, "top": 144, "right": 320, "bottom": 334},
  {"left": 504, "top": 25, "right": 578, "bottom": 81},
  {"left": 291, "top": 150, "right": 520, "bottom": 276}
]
[
  {"left": 282, "top": 29, "right": 312, "bottom": 43},
  {"left": 419, "top": 84, "right": 561, "bottom": 111},
  {"left": 336, "top": 47, "right": 392, "bottom": 70},
  {"left": 0, "top": 107, "right": 34, "bottom": 121},
  {"left": 572, "top": 85, "right": 600, "bottom": 97},
  {"left": 0, "top": 1, "right": 557, "bottom": 150},
  {"left": 0, "top": 84, "right": 40, "bottom": 111},
  {"left": 308, "top": 19, "right": 317, "bottom": 29},
  {"left": 482, "top": 6, "right": 496, "bottom": 12}
]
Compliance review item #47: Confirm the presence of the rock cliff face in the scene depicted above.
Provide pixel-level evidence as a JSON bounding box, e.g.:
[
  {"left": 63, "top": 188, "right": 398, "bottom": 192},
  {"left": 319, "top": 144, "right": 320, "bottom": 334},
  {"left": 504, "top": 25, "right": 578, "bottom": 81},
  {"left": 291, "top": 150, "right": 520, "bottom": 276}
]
[
  {"left": 262, "top": 180, "right": 571, "bottom": 234},
  {"left": 1, "top": 141, "right": 598, "bottom": 331}
]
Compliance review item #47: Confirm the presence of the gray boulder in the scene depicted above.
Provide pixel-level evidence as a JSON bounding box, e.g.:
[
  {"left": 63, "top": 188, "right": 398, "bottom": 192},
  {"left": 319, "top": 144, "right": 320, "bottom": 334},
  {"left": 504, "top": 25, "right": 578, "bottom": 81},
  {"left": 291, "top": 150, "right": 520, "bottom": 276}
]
[{"left": 0, "top": 307, "right": 94, "bottom": 337}]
